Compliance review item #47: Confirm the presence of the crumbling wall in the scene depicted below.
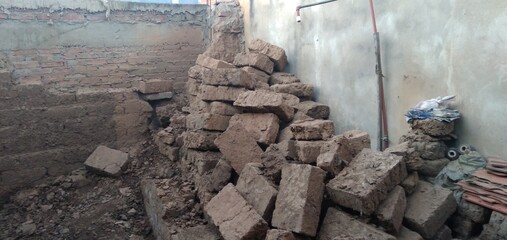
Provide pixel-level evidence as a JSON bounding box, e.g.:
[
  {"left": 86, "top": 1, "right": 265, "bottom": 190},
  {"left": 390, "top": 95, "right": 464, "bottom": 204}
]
[
  {"left": 0, "top": 0, "right": 209, "bottom": 195},
  {"left": 239, "top": 0, "right": 507, "bottom": 157}
]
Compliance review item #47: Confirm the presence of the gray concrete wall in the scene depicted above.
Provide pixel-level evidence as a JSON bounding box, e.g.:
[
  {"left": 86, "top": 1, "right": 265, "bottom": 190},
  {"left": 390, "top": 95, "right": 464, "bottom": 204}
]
[{"left": 239, "top": 0, "right": 507, "bottom": 158}]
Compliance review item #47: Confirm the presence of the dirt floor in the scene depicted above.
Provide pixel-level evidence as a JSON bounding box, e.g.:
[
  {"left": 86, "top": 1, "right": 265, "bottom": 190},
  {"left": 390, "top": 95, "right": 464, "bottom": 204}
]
[{"left": 0, "top": 139, "right": 190, "bottom": 240}]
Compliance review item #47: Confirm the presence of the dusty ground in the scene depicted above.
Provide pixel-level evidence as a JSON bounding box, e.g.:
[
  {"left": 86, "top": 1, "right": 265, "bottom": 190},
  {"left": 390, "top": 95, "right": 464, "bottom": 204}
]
[{"left": 0, "top": 139, "right": 190, "bottom": 240}]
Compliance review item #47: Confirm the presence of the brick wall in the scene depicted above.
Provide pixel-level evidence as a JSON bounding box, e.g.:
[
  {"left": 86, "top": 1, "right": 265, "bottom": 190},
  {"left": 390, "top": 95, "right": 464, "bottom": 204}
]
[{"left": 0, "top": 2, "right": 209, "bottom": 198}]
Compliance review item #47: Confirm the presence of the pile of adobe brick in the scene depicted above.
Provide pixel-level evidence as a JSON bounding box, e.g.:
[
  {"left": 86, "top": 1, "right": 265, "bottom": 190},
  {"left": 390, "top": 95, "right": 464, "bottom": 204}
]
[{"left": 141, "top": 36, "right": 467, "bottom": 240}]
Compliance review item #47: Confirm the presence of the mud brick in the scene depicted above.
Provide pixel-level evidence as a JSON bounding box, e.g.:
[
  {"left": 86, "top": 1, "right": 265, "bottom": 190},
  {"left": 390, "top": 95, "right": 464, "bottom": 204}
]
[
  {"left": 280, "top": 93, "right": 300, "bottom": 107},
  {"left": 228, "top": 113, "right": 280, "bottom": 145},
  {"left": 236, "top": 163, "right": 278, "bottom": 221},
  {"left": 317, "top": 207, "right": 396, "bottom": 240},
  {"left": 189, "top": 96, "right": 211, "bottom": 113},
  {"left": 199, "top": 85, "right": 246, "bottom": 102},
  {"left": 194, "top": 159, "right": 232, "bottom": 193},
  {"left": 188, "top": 65, "right": 207, "bottom": 81},
  {"left": 410, "top": 119, "right": 454, "bottom": 137},
  {"left": 210, "top": 101, "right": 241, "bottom": 116},
  {"left": 272, "top": 164, "right": 325, "bottom": 237},
  {"left": 267, "top": 140, "right": 297, "bottom": 160},
  {"left": 295, "top": 140, "right": 324, "bottom": 164},
  {"left": 401, "top": 172, "right": 419, "bottom": 195},
  {"left": 316, "top": 135, "right": 353, "bottom": 175},
  {"left": 326, "top": 149, "right": 407, "bottom": 215},
  {"left": 214, "top": 124, "right": 263, "bottom": 174},
  {"left": 265, "top": 229, "right": 296, "bottom": 240},
  {"left": 375, "top": 186, "right": 407, "bottom": 233},
  {"left": 290, "top": 120, "right": 334, "bottom": 141},
  {"left": 234, "top": 90, "right": 295, "bottom": 122},
  {"left": 433, "top": 225, "right": 452, "bottom": 240},
  {"left": 269, "top": 72, "right": 300, "bottom": 85},
  {"left": 419, "top": 158, "right": 449, "bottom": 177},
  {"left": 185, "top": 150, "right": 223, "bottom": 175},
  {"left": 241, "top": 66, "right": 270, "bottom": 84},
  {"left": 172, "top": 225, "right": 221, "bottom": 240},
  {"left": 270, "top": 83, "right": 313, "bottom": 98},
  {"left": 261, "top": 147, "right": 291, "bottom": 183},
  {"left": 201, "top": 68, "right": 255, "bottom": 89},
  {"left": 186, "top": 78, "right": 200, "bottom": 96},
  {"left": 205, "top": 183, "right": 268, "bottom": 240},
  {"left": 196, "top": 54, "right": 235, "bottom": 69},
  {"left": 295, "top": 101, "right": 329, "bottom": 119},
  {"left": 277, "top": 127, "right": 293, "bottom": 142},
  {"left": 342, "top": 129, "right": 371, "bottom": 157},
  {"left": 138, "top": 79, "right": 173, "bottom": 94},
  {"left": 183, "top": 130, "right": 221, "bottom": 150},
  {"left": 84, "top": 145, "right": 129, "bottom": 177},
  {"left": 248, "top": 39, "right": 287, "bottom": 71},
  {"left": 186, "top": 113, "right": 231, "bottom": 131},
  {"left": 385, "top": 141, "right": 423, "bottom": 172},
  {"left": 233, "top": 52, "right": 274, "bottom": 74},
  {"left": 404, "top": 181, "right": 457, "bottom": 239}
]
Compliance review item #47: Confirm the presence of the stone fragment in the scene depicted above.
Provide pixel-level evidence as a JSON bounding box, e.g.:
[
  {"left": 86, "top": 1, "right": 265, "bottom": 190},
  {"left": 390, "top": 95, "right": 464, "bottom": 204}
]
[
  {"left": 199, "top": 85, "right": 246, "bottom": 102},
  {"left": 295, "top": 101, "right": 330, "bottom": 119},
  {"left": 326, "top": 149, "right": 407, "bottom": 215},
  {"left": 295, "top": 140, "right": 324, "bottom": 163},
  {"left": 241, "top": 66, "right": 270, "bottom": 84},
  {"left": 201, "top": 68, "right": 255, "bottom": 90},
  {"left": 375, "top": 186, "right": 407, "bottom": 233},
  {"left": 186, "top": 78, "right": 200, "bottom": 96},
  {"left": 401, "top": 172, "right": 419, "bottom": 195},
  {"left": 342, "top": 130, "right": 371, "bottom": 157},
  {"left": 269, "top": 72, "right": 300, "bottom": 85},
  {"left": 214, "top": 124, "right": 264, "bottom": 174},
  {"left": 290, "top": 120, "right": 335, "bottom": 141},
  {"left": 403, "top": 181, "right": 457, "bottom": 239},
  {"left": 233, "top": 53, "right": 274, "bottom": 74},
  {"left": 249, "top": 39, "right": 287, "bottom": 71},
  {"left": 196, "top": 54, "right": 236, "bottom": 69},
  {"left": 234, "top": 90, "right": 295, "bottom": 122},
  {"left": 138, "top": 79, "right": 173, "bottom": 94},
  {"left": 317, "top": 207, "right": 396, "bottom": 240},
  {"left": 270, "top": 83, "right": 313, "bottom": 98},
  {"left": 84, "top": 145, "right": 129, "bottom": 177},
  {"left": 479, "top": 211, "right": 507, "bottom": 240},
  {"left": 172, "top": 225, "right": 222, "bottom": 240},
  {"left": 272, "top": 164, "right": 325, "bottom": 237},
  {"left": 183, "top": 130, "right": 221, "bottom": 150},
  {"left": 205, "top": 183, "right": 268, "bottom": 240},
  {"left": 418, "top": 158, "right": 449, "bottom": 177},
  {"left": 228, "top": 113, "right": 280, "bottom": 145},
  {"left": 186, "top": 113, "right": 231, "bottom": 131},
  {"left": 210, "top": 101, "right": 241, "bottom": 116},
  {"left": 397, "top": 226, "right": 423, "bottom": 240},
  {"left": 265, "top": 229, "right": 296, "bottom": 240},
  {"left": 410, "top": 119, "right": 454, "bottom": 137},
  {"left": 236, "top": 163, "right": 278, "bottom": 220},
  {"left": 432, "top": 225, "right": 452, "bottom": 240}
]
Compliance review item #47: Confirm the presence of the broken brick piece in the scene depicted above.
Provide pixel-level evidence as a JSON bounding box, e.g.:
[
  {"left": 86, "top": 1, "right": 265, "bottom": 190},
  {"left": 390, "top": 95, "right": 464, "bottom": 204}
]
[
  {"left": 326, "top": 149, "right": 407, "bottom": 215},
  {"left": 401, "top": 171, "right": 419, "bottom": 195},
  {"left": 201, "top": 68, "right": 255, "bottom": 90},
  {"left": 214, "top": 124, "right": 263, "bottom": 174},
  {"left": 375, "top": 186, "right": 407, "bottom": 233},
  {"left": 269, "top": 72, "right": 300, "bottom": 85},
  {"left": 198, "top": 85, "right": 246, "bottom": 102},
  {"left": 138, "top": 79, "right": 173, "bottom": 94},
  {"left": 182, "top": 130, "right": 221, "bottom": 150},
  {"left": 248, "top": 39, "right": 287, "bottom": 71},
  {"left": 290, "top": 120, "right": 335, "bottom": 141},
  {"left": 233, "top": 52, "right": 274, "bottom": 74},
  {"left": 84, "top": 145, "right": 129, "bottom": 177},
  {"left": 228, "top": 113, "right": 280, "bottom": 145},
  {"left": 317, "top": 207, "right": 396, "bottom": 240},
  {"left": 295, "top": 140, "right": 324, "bottom": 164},
  {"left": 186, "top": 78, "right": 200, "bottom": 96},
  {"left": 210, "top": 101, "right": 241, "bottom": 116},
  {"left": 342, "top": 129, "right": 371, "bottom": 157},
  {"left": 265, "top": 229, "right": 296, "bottom": 240},
  {"left": 241, "top": 66, "right": 270, "bottom": 84},
  {"left": 272, "top": 164, "right": 325, "bottom": 237},
  {"left": 295, "top": 101, "right": 330, "bottom": 119},
  {"left": 270, "top": 83, "right": 313, "bottom": 98},
  {"left": 186, "top": 113, "right": 231, "bottom": 131},
  {"left": 195, "top": 54, "right": 236, "bottom": 69},
  {"left": 403, "top": 181, "right": 457, "bottom": 239},
  {"left": 234, "top": 90, "right": 295, "bottom": 122},
  {"left": 236, "top": 163, "right": 278, "bottom": 221},
  {"left": 205, "top": 183, "right": 268, "bottom": 240}
]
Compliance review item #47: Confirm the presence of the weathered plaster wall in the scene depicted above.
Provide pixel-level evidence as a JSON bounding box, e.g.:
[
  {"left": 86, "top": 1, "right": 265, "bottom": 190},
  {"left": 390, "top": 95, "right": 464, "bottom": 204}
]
[
  {"left": 239, "top": 0, "right": 507, "bottom": 158},
  {"left": 0, "top": 0, "right": 209, "bottom": 195}
]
